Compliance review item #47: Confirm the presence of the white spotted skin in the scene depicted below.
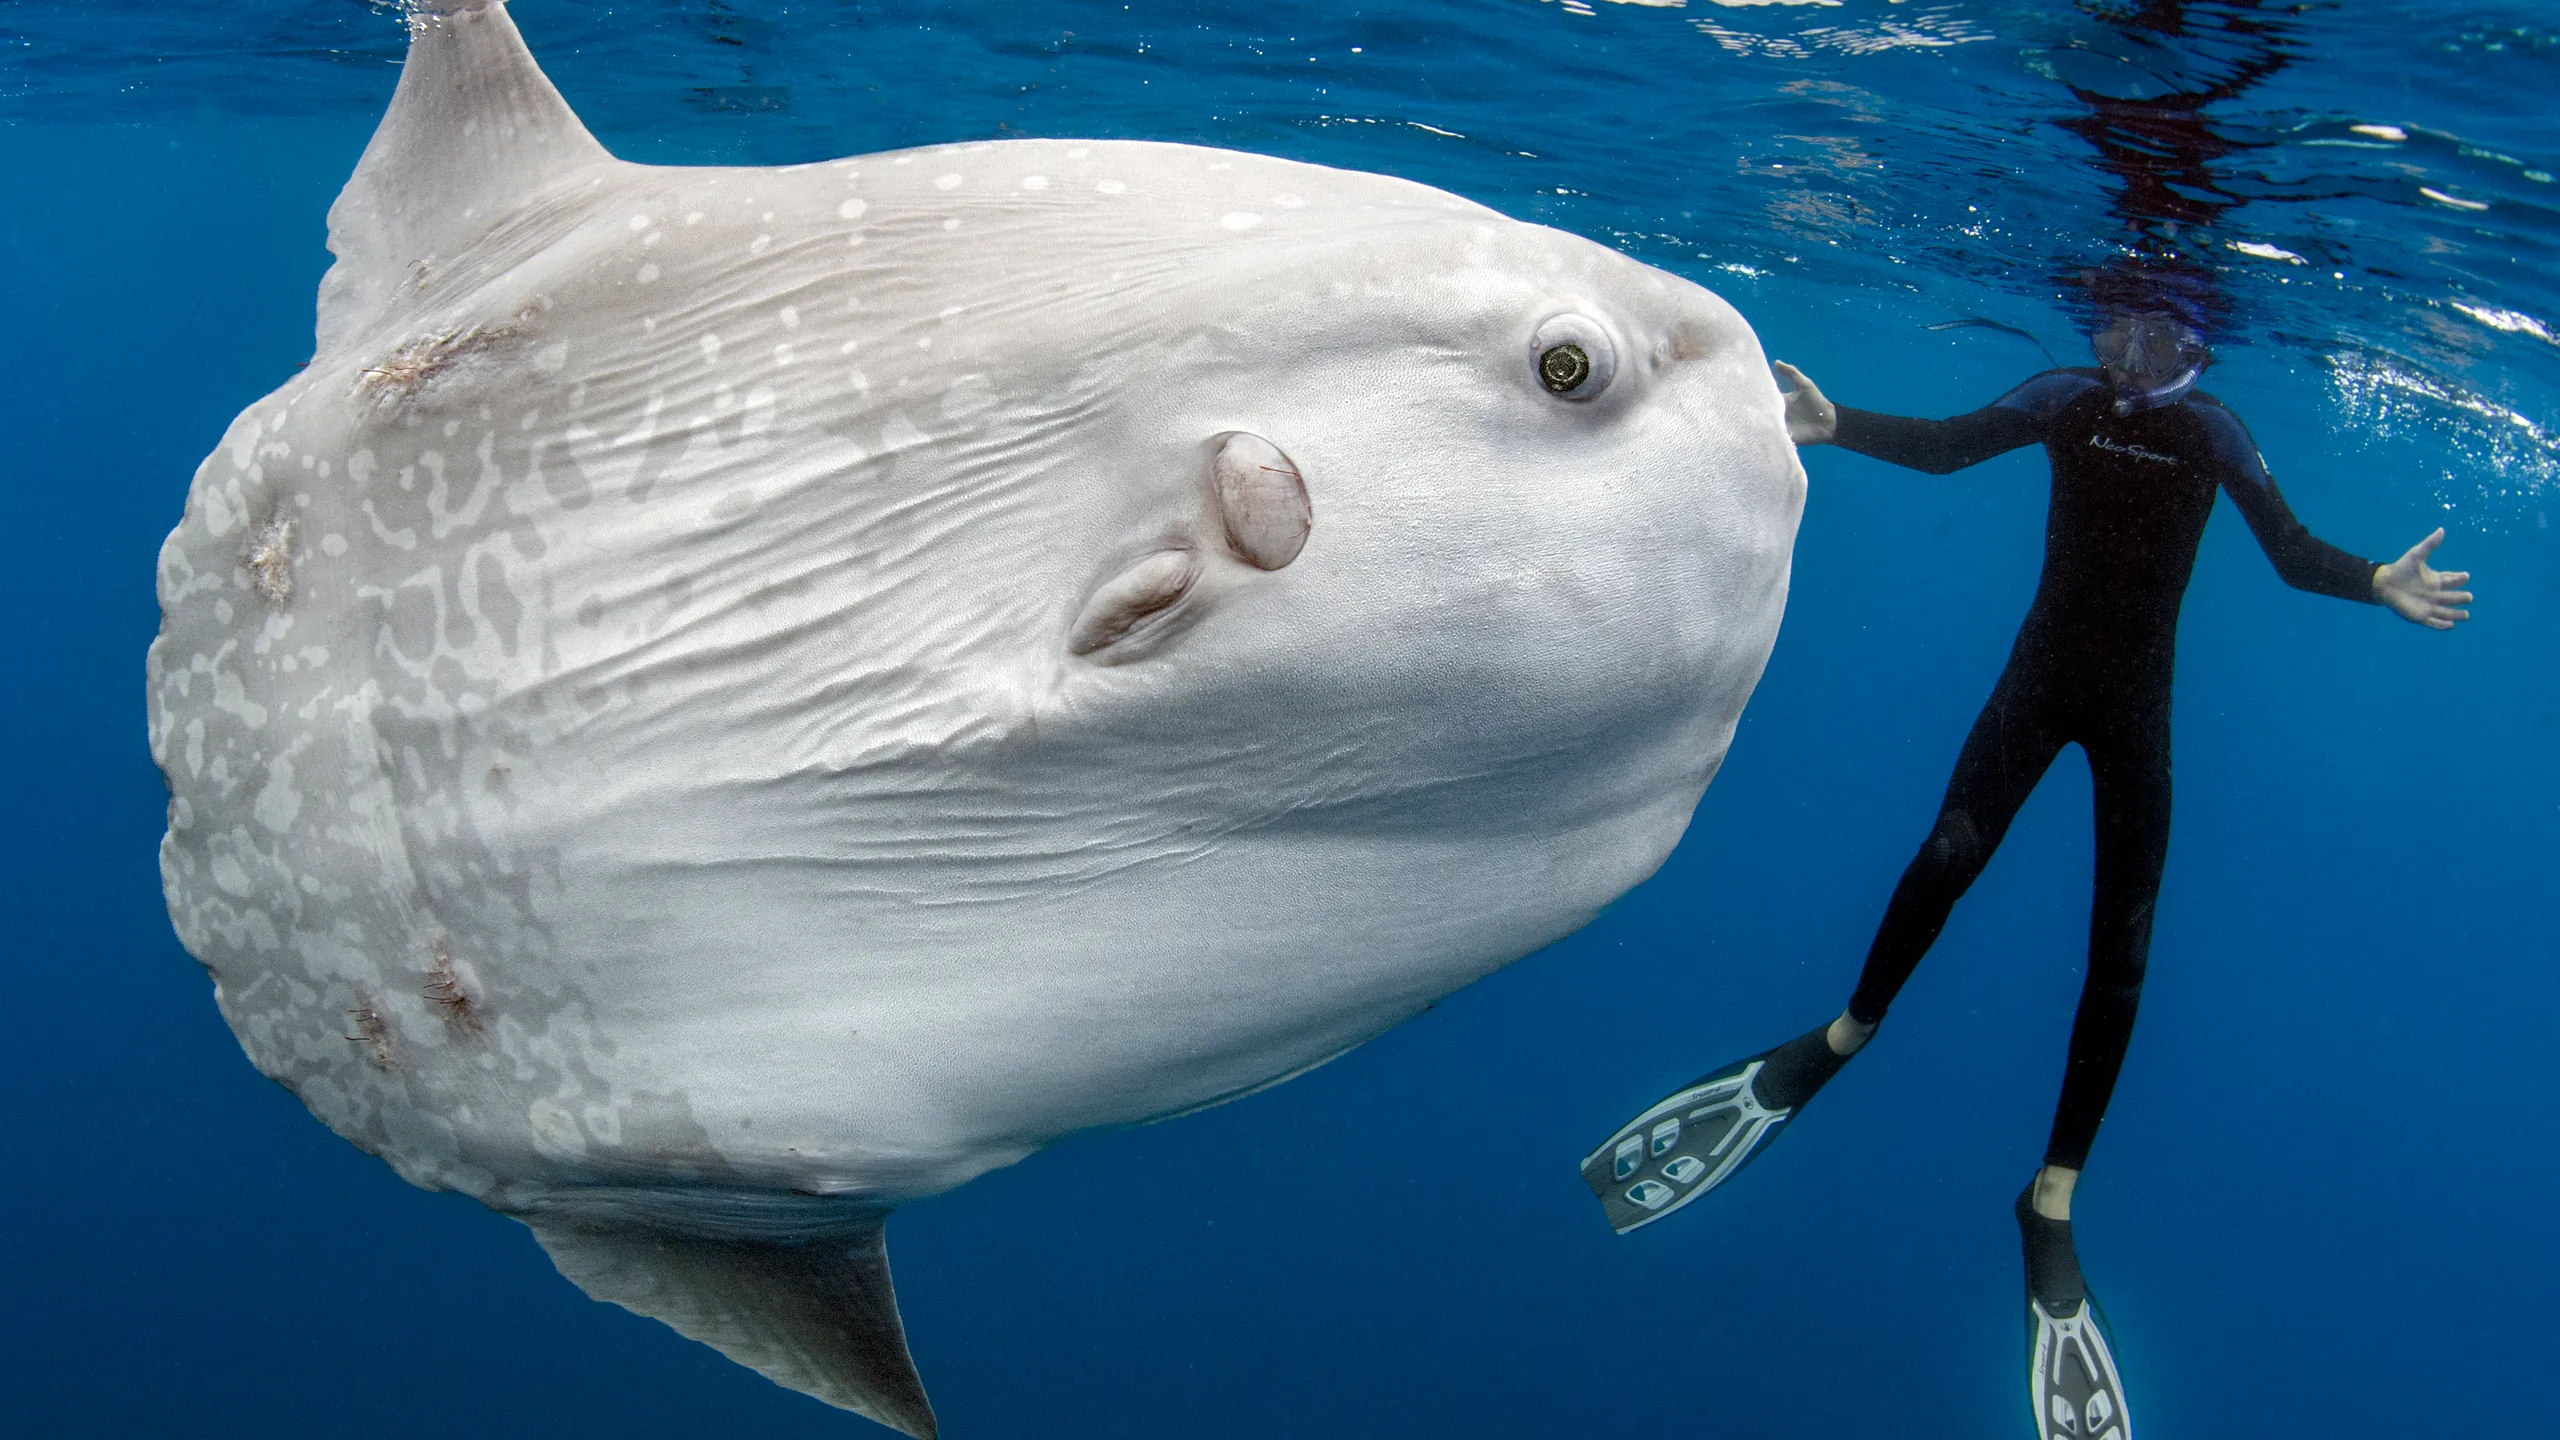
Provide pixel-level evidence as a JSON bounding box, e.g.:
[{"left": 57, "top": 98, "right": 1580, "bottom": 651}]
[{"left": 150, "top": 114, "right": 1803, "bottom": 1216}]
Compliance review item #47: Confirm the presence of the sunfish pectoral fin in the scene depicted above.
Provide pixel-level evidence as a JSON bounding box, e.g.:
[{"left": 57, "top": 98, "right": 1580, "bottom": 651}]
[
  {"left": 318, "top": 0, "right": 614, "bottom": 356},
  {"left": 524, "top": 1214, "right": 937, "bottom": 1438}
]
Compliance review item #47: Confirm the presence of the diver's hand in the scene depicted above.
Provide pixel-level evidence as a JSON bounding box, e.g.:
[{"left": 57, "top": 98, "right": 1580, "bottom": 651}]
[
  {"left": 1773, "top": 360, "right": 1837, "bottom": 446},
  {"left": 2372, "top": 528, "right": 2473, "bottom": 629}
]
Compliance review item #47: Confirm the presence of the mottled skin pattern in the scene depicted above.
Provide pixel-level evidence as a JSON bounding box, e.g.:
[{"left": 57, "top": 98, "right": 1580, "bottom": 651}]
[{"left": 147, "top": 1, "right": 1802, "bottom": 1426}]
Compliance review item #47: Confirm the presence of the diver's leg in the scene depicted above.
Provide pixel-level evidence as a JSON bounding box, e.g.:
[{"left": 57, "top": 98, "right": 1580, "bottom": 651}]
[
  {"left": 2036, "top": 704, "right": 2172, "bottom": 1207},
  {"left": 1840, "top": 661, "right": 2071, "bottom": 1041}
]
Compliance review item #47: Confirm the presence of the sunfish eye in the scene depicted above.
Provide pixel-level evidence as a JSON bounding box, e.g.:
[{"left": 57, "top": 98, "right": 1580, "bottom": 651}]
[
  {"left": 1539, "top": 343, "right": 1590, "bottom": 393},
  {"left": 1527, "top": 313, "right": 1618, "bottom": 400}
]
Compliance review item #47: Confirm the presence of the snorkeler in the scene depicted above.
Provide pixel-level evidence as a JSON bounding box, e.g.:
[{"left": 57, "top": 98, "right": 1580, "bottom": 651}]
[{"left": 1579, "top": 284, "right": 2474, "bottom": 1440}]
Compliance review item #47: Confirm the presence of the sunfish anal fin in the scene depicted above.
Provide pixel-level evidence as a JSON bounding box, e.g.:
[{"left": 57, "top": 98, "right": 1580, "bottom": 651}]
[
  {"left": 524, "top": 1216, "right": 938, "bottom": 1438},
  {"left": 318, "top": 0, "right": 614, "bottom": 357}
]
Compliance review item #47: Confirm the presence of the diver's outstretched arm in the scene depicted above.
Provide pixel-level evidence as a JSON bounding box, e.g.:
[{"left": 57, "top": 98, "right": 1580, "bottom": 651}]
[
  {"left": 2372, "top": 528, "right": 2474, "bottom": 629},
  {"left": 1773, "top": 359, "right": 2050, "bottom": 473}
]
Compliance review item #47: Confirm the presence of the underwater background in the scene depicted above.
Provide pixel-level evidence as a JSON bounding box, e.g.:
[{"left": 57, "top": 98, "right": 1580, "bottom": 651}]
[{"left": 3, "top": 1, "right": 2552, "bottom": 1435}]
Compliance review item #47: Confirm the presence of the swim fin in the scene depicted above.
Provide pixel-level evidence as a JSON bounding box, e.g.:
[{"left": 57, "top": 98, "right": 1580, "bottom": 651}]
[
  {"left": 2019, "top": 1188, "right": 2133, "bottom": 1440},
  {"left": 1578, "top": 1025, "right": 1847, "bottom": 1234}
]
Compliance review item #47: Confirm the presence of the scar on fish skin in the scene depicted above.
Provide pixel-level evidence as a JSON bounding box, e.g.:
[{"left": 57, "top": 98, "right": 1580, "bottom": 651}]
[
  {"left": 345, "top": 1004, "right": 393, "bottom": 1067},
  {"left": 422, "top": 938, "right": 483, "bottom": 1033},
  {"left": 357, "top": 306, "right": 537, "bottom": 406},
  {"left": 245, "top": 513, "right": 295, "bottom": 605}
]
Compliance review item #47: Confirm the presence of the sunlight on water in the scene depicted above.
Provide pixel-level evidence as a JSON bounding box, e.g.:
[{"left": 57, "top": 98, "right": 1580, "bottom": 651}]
[{"left": 2327, "top": 350, "right": 2560, "bottom": 521}]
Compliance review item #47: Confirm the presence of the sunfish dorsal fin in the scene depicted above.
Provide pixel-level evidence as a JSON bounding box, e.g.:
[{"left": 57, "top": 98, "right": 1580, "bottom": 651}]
[
  {"left": 318, "top": 0, "right": 614, "bottom": 355},
  {"left": 524, "top": 1215, "right": 938, "bottom": 1438}
]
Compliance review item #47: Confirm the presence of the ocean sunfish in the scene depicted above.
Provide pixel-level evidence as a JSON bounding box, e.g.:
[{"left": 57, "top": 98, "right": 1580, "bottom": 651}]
[{"left": 147, "top": 2, "right": 1803, "bottom": 1431}]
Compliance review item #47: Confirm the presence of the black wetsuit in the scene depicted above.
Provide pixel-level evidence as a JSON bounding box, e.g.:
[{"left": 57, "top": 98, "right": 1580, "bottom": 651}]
[{"left": 1831, "top": 368, "right": 2376, "bottom": 1171}]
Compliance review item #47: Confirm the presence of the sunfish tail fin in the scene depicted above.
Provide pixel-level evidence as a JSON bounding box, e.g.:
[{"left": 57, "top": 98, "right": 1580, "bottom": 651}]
[
  {"left": 524, "top": 1215, "right": 938, "bottom": 1438},
  {"left": 318, "top": 0, "right": 614, "bottom": 355}
]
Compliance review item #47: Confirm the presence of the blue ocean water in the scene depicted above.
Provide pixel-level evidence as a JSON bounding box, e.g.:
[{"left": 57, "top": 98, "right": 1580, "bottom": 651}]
[{"left": 3, "top": 1, "right": 2552, "bottom": 1435}]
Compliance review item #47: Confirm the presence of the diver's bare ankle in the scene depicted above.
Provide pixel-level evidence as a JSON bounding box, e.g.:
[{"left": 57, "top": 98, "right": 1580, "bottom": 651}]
[
  {"left": 1825, "top": 1012, "right": 1876, "bottom": 1057},
  {"left": 2030, "top": 1165, "right": 2079, "bottom": 1222}
]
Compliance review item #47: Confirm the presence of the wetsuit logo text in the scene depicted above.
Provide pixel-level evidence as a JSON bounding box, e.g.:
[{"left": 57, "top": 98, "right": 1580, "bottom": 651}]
[{"left": 2087, "top": 433, "right": 2179, "bottom": 466}]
